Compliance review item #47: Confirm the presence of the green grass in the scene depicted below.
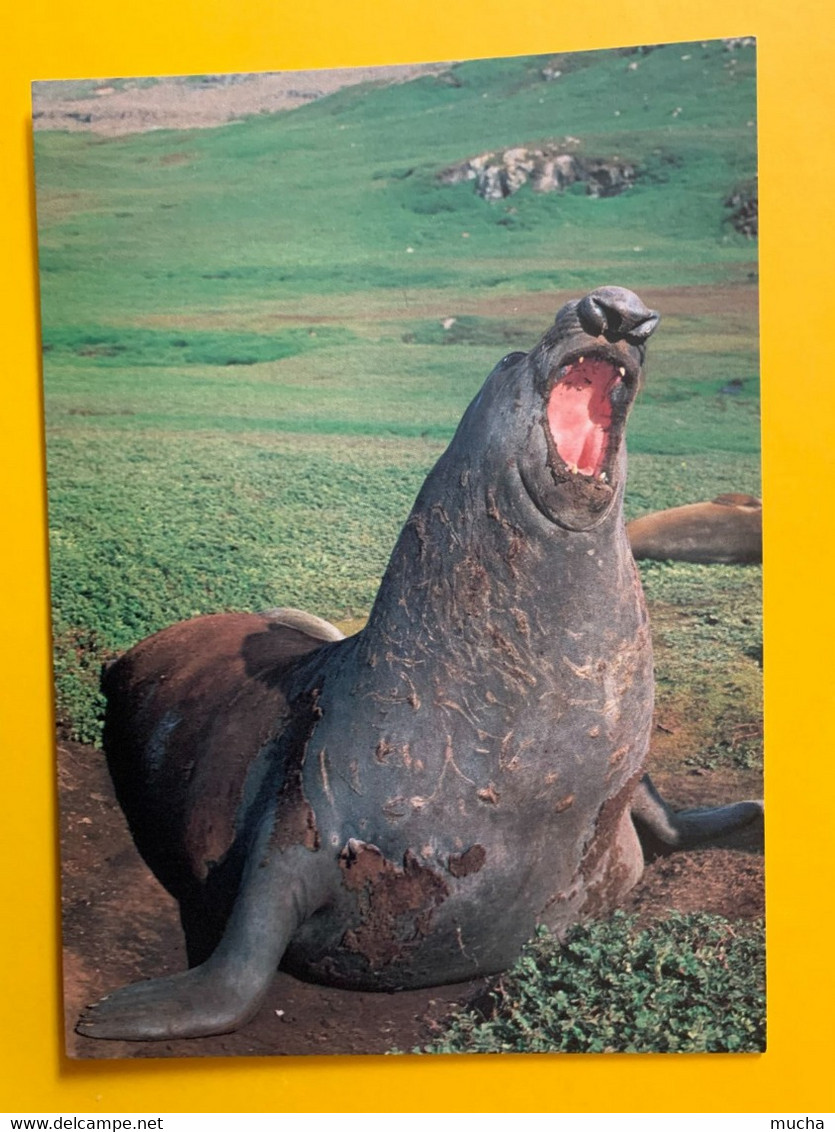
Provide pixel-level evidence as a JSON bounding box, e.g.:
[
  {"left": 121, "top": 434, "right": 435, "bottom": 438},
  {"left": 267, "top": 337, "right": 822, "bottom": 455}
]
[
  {"left": 46, "top": 429, "right": 442, "bottom": 740},
  {"left": 639, "top": 558, "right": 763, "bottom": 774},
  {"left": 41, "top": 323, "right": 357, "bottom": 368},
  {"left": 35, "top": 40, "right": 756, "bottom": 324},
  {"left": 417, "top": 913, "right": 765, "bottom": 1054}
]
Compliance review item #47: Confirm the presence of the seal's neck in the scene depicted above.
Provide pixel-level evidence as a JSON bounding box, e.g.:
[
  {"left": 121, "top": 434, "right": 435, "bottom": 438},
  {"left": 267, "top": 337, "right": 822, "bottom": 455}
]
[{"left": 355, "top": 444, "right": 636, "bottom": 668}]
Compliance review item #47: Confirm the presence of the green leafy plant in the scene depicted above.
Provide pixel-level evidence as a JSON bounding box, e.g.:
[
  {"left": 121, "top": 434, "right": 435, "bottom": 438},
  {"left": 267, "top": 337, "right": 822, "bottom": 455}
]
[{"left": 419, "top": 912, "right": 765, "bottom": 1054}]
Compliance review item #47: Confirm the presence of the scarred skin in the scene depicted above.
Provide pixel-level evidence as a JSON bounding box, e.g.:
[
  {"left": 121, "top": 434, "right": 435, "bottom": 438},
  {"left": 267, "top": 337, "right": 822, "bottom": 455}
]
[{"left": 78, "top": 287, "right": 762, "bottom": 1041}]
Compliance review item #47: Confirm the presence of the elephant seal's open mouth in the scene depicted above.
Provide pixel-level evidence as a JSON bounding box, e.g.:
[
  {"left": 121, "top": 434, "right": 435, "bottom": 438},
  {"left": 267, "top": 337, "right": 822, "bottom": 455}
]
[
  {"left": 518, "top": 347, "right": 642, "bottom": 531},
  {"left": 542, "top": 346, "right": 642, "bottom": 517},
  {"left": 514, "top": 287, "right": 657, "bottom": 532},
  {"left": 547, "top": 352, "right": 634, "bottom": 481}
]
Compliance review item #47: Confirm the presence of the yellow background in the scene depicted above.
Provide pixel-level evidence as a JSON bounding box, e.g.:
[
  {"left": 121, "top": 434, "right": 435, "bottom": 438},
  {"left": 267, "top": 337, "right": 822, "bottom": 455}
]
[{"left": 2, "top": 0, "right": 833, "bottom": 1114}]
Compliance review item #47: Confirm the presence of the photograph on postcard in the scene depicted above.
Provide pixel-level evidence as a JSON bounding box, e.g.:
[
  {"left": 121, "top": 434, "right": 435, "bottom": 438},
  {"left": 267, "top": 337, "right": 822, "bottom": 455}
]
[{"left": 32, "top": 41, "right": 763, "bottom": 1059}]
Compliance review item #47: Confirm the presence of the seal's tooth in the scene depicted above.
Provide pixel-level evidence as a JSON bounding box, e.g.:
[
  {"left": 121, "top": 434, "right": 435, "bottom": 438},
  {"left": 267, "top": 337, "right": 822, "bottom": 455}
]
[{"left": 619, "top": 367, "right": 626, "bottom": 377}]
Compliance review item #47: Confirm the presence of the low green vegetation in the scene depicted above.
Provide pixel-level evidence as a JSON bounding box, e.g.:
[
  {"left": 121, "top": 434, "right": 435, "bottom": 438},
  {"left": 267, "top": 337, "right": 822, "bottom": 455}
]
[
  {"left": 42, "top": 323, "right": 357, "bottom": 369},
  {"left": 638, "top": 557, "right": 763, "bottom": 774},
  {"left": 46, "top": 429, "right": 441, "bottom": 739},
  {"left": 418, "top": 913, "right": 765, "bottom": 1054}
]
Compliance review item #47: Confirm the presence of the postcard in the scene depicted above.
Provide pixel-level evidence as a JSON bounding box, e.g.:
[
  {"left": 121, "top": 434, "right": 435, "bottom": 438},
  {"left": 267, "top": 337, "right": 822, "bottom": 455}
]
[{"left": 32, "top": 41, "right": 763, "bottom": 1060}]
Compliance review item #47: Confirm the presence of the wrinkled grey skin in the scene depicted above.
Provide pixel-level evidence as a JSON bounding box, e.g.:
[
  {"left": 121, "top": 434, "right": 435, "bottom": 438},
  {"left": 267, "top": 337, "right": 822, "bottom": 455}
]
[{"left": 78, "top": 287, "right": 762, "bottom": 1041}]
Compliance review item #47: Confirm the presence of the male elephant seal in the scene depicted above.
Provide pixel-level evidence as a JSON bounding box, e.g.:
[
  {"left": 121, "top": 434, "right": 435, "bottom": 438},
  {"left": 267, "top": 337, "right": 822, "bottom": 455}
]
[
  {"left": 78, "top": 286, "right": 762, "bottom": 1041},
  {"left": 627, "top": 494, "right": 762, "bottom": 564}
]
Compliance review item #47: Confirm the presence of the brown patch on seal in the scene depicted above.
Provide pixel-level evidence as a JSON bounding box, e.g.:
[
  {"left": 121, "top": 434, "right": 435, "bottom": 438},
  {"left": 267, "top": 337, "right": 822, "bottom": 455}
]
[
  {"left": 374, "top": 737, "right": 394, "bottom": 764},
  {"left": 577, "top": 773, "right": 643, "bottom": 917},
  {"left": 338, "top": 840, "right": 449, "bottom": 968},
  {"left": 268, "top": 688, "right": 322, "bottom": 854},
  {"left": 447, "top": 844, "right": 487, "bottom": 878},
  {"left": 102, "top": 612, "right": 328, "bottom": 882}
]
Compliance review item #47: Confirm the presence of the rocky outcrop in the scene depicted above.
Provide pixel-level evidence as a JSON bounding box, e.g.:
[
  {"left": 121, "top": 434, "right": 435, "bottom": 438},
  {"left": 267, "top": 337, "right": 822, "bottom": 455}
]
[{"left": 438, "top": 144, "right": 637, "bottom": 201}]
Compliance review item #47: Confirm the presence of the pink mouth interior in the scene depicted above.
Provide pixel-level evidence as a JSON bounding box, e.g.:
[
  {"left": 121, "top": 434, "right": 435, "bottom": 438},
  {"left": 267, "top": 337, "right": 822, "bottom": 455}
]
[{"left": 547, "top": 358, "right": 620, "bottom": 476}]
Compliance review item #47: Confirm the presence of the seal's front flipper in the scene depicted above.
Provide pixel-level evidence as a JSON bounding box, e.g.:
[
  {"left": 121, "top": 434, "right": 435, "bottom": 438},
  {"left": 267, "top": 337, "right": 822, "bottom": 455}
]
[
  {"left": 77, "top": 840, "right": 329, "bottom": 1041},
  {"left": 630, "top": 773, "right": 763, "bottom": 852},
  {"left": 76, "top": 962, "right": 259, "bottom": 1041}
]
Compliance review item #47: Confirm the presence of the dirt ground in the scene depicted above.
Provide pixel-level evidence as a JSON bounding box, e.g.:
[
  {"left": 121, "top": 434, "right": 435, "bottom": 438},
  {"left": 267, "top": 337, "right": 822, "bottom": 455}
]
[
  {"left": 31, "top": 65, "right": 453, "bottom": 136},
  {"left": 59, "top": 737, "right": 763, "bottom": 1061}
]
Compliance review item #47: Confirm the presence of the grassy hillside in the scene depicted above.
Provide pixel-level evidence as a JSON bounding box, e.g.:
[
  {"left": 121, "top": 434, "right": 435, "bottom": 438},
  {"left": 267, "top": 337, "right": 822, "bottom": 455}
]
[
  {"left": 36, "top": 43, "right": 757, "bottom": 318},
  {"left": 36, "top": 40, "right": 760, "bottom": 771}
]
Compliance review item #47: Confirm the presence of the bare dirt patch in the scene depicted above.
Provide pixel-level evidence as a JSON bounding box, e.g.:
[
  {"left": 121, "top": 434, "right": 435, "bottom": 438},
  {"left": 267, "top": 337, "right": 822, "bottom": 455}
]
[
  {"left": 32, "top": 66, "right": 453, "bottom": 136},
  {"left": 134, "top": 281, "right": 759, "bottom": 337},
  {"left": 59, "top": 738, "right": 763, "bottom": 1061}
]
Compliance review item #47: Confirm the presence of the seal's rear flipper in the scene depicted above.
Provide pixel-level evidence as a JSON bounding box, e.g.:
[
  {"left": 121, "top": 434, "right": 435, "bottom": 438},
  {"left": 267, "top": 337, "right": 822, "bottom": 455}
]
[{"left": 630, "top": 773, "right": 763, "bottom": 852}]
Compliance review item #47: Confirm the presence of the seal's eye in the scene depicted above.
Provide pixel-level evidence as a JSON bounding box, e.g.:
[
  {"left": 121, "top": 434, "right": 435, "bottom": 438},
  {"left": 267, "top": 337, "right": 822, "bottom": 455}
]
[{"left": 547, "top": 358, "right": 623, "bottom": 478}]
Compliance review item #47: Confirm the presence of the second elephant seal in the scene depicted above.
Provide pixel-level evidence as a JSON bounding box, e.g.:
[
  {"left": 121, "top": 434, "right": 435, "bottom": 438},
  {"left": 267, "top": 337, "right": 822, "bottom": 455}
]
[{"left": 627, "top": 493, "right": 762, "bottom": 564}]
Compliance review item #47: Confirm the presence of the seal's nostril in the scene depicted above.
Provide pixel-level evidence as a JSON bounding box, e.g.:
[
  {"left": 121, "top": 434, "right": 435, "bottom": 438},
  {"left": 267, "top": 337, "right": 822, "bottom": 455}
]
[
  {"left": 576, "top": 295, "right": 608, "bottom": 337},
  {"left": 627, "top": 311, "right": 660, "bottom": 343}
]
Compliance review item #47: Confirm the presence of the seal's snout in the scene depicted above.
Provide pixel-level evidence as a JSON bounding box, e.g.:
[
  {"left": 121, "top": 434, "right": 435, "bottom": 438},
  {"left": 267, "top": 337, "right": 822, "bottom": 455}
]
[{"left": 577, "top": 286, "right": 660, "bottom": 344}]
